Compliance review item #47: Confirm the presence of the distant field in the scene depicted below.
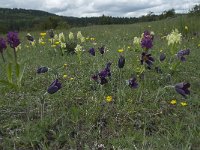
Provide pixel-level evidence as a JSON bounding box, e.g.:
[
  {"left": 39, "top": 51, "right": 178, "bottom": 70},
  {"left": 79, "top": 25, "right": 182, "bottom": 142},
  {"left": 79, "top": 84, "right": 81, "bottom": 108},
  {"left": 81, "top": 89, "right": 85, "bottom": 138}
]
[{"left": 0, "top": 16, "right": 200, "bottom": 149}]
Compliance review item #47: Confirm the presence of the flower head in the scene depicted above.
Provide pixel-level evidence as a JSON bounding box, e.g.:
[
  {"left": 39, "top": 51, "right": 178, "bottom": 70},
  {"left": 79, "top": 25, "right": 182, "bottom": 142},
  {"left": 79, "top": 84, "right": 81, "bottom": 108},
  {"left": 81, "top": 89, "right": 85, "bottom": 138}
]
[
  {"left": 118, "top": 55, "right": 125, "bottom": 68},
  {"left": 175, "top": 82, "right": 190, "bottom": 98},
  {"left": 37, "top": 67, "right": 48, "bottom": 74},
  {"left": 98, "top": 46, "right": 105, "bottom": 55},
  {"left": 118, "top": 49, "right": 124, "bottom": 53},
  {"left": 176, "top": 49, "right": 190, "bottom": 61},
  {"left": 0, "top": 38, "right": 7, "bottom": 53},
  {"left": 48, "top": 29, "right": 54, "bottom": 38},
  {"left": 106, "top": 96, "right": 113, "bottom": 102},
  {"left": 141, "top": 52, "right": 154, "bottom": 69},
  {"left": 170, "top": 99, "right": 177, "bottom": 105},
  {"left": 40, "top": 32, "right": 46, "bottom": 37},
  {"left": 89, "top": 48, "right": 95, "bottom": 56},
  {"left": 47, "top": 79, "right": 62, "bottom": 94},
  {"left": 26, "top": 33, "right": 34, "bottom": 42},
  {"left": 160, "top": 53, "right": 166, "bottom": 62},
  {"left": 166, "top": 29, "right": 182, "bottom": 45},
  {"left": 59, "top": 32, "right": 65, "bottom": 43},
  {"left": 7, "top": 32, "right": 20, "bottom": 48},
  {"left": 180, "top": 102, "right": 187, "bottom": 106},
  {"left": 128, "top": 77, "right": 138, "bottom": 89},
  {"left": 75, "top": 44, "right": 82, "bottom": 53},
  {"left": 69, "top": 32, "right": 74, "bottom": 40}
]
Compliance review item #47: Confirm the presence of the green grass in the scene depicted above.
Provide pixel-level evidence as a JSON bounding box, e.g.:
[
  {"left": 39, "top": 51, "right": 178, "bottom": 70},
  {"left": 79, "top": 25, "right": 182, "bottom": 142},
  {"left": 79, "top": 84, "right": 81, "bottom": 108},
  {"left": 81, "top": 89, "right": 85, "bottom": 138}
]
[{"left": 0, "top": 15, "right": 200, "bottom": 149}]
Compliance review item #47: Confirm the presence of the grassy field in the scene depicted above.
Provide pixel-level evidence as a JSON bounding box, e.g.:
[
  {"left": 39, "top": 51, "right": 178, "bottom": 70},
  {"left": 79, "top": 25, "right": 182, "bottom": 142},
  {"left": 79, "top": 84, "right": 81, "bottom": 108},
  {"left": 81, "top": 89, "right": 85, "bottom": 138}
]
[{"left": 0, "top": 15, "right": 200, "bottom": 149}]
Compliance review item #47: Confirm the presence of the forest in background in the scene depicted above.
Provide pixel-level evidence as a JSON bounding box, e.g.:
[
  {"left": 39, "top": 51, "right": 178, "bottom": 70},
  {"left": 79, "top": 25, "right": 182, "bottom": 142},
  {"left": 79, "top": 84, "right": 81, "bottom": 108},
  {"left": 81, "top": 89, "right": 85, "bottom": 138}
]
[{"left": 0, "top": 4, "right": 200, "bottom": 33}]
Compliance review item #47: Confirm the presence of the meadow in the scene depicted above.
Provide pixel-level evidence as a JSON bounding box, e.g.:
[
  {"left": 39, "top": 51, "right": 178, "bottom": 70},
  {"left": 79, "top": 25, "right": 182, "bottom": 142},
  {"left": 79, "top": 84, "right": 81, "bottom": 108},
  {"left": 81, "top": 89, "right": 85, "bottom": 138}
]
[{"left": 0, "top": 15, "right": 200, "bottom": 149}]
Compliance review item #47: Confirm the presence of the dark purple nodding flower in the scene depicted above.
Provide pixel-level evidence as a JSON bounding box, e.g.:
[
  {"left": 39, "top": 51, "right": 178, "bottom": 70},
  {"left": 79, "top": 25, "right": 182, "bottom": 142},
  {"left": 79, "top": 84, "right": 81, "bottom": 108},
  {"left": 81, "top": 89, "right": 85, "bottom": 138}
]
[
  {"left": 47, "top": 79, "right": 62, "bottom": 94},
  {"left": 89, "top": 48, "right": 95, "bottom": 56},
  {"left": 7, "top": 32, "right": 20, "bottom": 48},
  {"left": 128, "top": 77, "right": 138, "bottom": 89},
  {"left": 118, "top": 55, "right": 125, "bottom": 68},
  {"left": 91, "top": 62, "right": 112, "bottom": 85},
  {"left": 160, "top": 53, "right": 166, "bottom": 62},
  {"left": 0, "top": 38, "right": 7, "bottom": 53},
  {"left": 37, "top": 67, "right": 48, "bottom": 74},
  {"left": 26, "top": 34, "right": 34, "bottom": 42},
  {"left": 177, "top": 49, "right": 190, "bottom": 61},
  {"left": 141, "top": 52, "right": 154, "bottom": 69},
  {"left": 98, "top": 46, "right": 105, "bottom": 55},
  {"left": 175, "top": 82, "right": 190, "bottom": 98}
]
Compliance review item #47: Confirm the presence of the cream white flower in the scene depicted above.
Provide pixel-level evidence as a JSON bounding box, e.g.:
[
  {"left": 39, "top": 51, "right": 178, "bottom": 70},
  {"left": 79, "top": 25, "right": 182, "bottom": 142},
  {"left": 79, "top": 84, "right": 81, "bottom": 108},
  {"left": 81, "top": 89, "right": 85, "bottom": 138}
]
[
  {"left": 133, "top": 37, "right": 141, "bottom": 45},
  {"left": 69, "top": 32, "right": 74, "bottom": 40},
  {"left": 166, "top": 29, "right": 182, "bottom": 46},
  {"left": 59, "top": 32, "right": 65, "bottom": 43},
  {"left": 75, "top": 44, "right": 82, "bottom": 53},
  {"left": 77, "top": 31, "right": 83, "bottom": 39}
]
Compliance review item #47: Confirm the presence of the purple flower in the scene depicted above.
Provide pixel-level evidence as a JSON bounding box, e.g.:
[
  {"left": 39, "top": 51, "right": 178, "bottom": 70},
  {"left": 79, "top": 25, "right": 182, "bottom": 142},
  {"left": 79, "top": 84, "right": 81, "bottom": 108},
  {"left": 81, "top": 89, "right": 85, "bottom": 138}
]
[
  {"left": 118, "top": 55, "right": 125, "bottom": 68},
  {"left": 7, "top": 32, "right": 20, "bottom": 48},
  {"left": 141, "top": 30, "right": 153, "bottom": 50},
  {"left": 175, "top": 82, "right": 190, "bottom": 98},
  {"left": 91, "top": 62, "right": 112, "bottom": 85},
  {"left": 37, "top": 67, "right": 48, "bottom": 74},
  {"left": 98, "top": 46, "right": 105, "bottom": 55},
  {"left": 0, "top": 38, "right": 7, "bottom": 53},
  {"left": 176, "top": 49, "right": 190, "bottom": 61},
  {"left": 160, "top": 53, "right": 166, "bottom": 62},
  {"left": 141, "top": 52, "right": 154, "bottom": 69},
  {"left": 89, "top": 48, "right": 95, "bottom": 56},
  {"left": 128, "top": 77, "right": 138, "bottom": 89},
  {"left": 141, "top": 37, "right": 153, "bottom": 50},
  {"left": 47, "top": 79, "right": 62, "bottom": 94}
]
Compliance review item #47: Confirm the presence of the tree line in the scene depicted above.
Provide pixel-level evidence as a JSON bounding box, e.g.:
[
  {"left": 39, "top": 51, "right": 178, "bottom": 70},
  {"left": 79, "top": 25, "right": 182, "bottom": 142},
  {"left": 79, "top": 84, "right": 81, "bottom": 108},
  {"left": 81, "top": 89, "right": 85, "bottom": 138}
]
[{"left": 0, "top": 4, "right": 199, "bottom": 33}]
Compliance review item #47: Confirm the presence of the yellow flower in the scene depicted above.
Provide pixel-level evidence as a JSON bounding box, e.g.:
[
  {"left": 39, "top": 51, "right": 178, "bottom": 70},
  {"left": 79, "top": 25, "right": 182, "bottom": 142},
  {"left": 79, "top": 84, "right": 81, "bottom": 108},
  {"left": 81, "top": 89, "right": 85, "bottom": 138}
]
[
  {"left": 198, "top": 43, "right": 200, "bottom": 47},
  {"left": 160, "top": 49, "right": 163, "bottom": 52},
  {"left": 41, "top": 42, "right": 46, "bottom": 45},
  {"left": 63, "top": 74, "right": 67, "bottom": 79},
  {"left": 90, "top": 37, "right": 95, "bottom": 41},
  {"left": 40, "top": 32, "right": 46, "bottom": 37},
  {"left": 170, "top": 99, "right": 177, "bottom": 105},
  {"left": 180, "top": 102, "right": 187, "bottom": 106},
  {"left": 63, "top": 64, "right": 67, "bottom": 68},
  {"left": 118, "top": 49, "right": 124, "bottom": 53},
  {"left": 127, "top": 46, "right": 131, "bottom": 49},
  {"left": 51, "top": 45, "right": 56, "bottom": 48},
  {"left": 55, "top": 41, "right": 60, "bottom": 45},
  {"left": 185, "top": 26, "right": 188, "bottom": 30},
  {"left": 70, "top": 77, "right": 74, "bottom": 80},
  {"left": 86, "top": 37, "right": 89, "bottom": 40},
  {"left": 106, "top": 96, "right": 113, "bottom": 102}
]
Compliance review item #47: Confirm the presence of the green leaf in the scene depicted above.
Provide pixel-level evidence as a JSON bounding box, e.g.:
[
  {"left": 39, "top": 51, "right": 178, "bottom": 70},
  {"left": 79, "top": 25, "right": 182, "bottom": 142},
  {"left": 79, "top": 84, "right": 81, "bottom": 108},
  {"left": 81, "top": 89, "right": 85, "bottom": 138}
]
[
  {"left": 16, "top": 63, "right": 20, "bottom": 79},
  {"left": 0, "top": 80, "right": 17, "bottom": 89},
  {"left": 7, "top": 63, "right": 12, "bottom": 83}
]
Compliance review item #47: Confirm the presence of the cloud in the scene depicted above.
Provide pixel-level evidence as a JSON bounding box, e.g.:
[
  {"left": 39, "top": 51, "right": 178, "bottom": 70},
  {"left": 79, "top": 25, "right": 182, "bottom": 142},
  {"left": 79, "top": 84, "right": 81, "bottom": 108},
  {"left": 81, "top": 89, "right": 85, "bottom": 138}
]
[{"left": 0, "top": 0, "right": 199, "bottom": 17}]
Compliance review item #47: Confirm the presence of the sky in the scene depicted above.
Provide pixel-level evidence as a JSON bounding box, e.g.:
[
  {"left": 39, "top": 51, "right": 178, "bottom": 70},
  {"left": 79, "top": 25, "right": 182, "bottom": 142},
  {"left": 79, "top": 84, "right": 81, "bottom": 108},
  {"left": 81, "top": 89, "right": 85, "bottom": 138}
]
[{"left": 0, "top": 0, "right": 199, "bottom": 17}]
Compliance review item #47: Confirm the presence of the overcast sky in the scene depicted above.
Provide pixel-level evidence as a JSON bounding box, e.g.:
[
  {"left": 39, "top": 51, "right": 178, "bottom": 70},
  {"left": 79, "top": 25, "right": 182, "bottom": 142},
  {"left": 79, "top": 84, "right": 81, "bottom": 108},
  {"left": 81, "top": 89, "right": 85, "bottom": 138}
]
[{"left": 0, "top": 0, "right": 199, "bottom": 17}]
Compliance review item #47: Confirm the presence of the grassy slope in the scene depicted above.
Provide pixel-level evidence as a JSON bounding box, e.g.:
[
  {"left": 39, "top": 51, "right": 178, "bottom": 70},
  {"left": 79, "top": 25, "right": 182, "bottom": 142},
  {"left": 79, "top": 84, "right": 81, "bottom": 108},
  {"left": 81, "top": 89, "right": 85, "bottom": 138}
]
[{"left": 0, "top": 16, "right": 200, "bottom": 149}]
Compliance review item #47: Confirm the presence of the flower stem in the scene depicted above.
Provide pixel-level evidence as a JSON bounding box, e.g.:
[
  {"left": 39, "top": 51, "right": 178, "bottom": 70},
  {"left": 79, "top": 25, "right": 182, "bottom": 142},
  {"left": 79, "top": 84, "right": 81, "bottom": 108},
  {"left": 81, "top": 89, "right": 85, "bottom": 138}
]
[
  {"left": 1, "top": 53, "right": 5, "bottom": 62},
  {"left": 13, "top": 48, "right": 17, "bottom": 63}
]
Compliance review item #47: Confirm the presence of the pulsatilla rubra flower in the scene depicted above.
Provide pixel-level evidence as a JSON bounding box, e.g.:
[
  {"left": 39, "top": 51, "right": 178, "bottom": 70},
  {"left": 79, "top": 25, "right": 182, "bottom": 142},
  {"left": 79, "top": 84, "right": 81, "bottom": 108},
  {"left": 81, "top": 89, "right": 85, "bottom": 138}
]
[
  {"left": 118, "top": 55, "right": 125, "bottom": 68},
  {"left": 47, "top": 79, "right": 62, "bottom": 94},
  {"left": 37, "top": 67, "right": 48, "bottom": 74},
  {"left": 176, "top": 49, "right": 190, "bottom": 61},
  {"left": 175, "top": 82, "right": 190, "bottom": 98},
  {"left": 141, "top": 52, "right": 154, "bottom": 69}
]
